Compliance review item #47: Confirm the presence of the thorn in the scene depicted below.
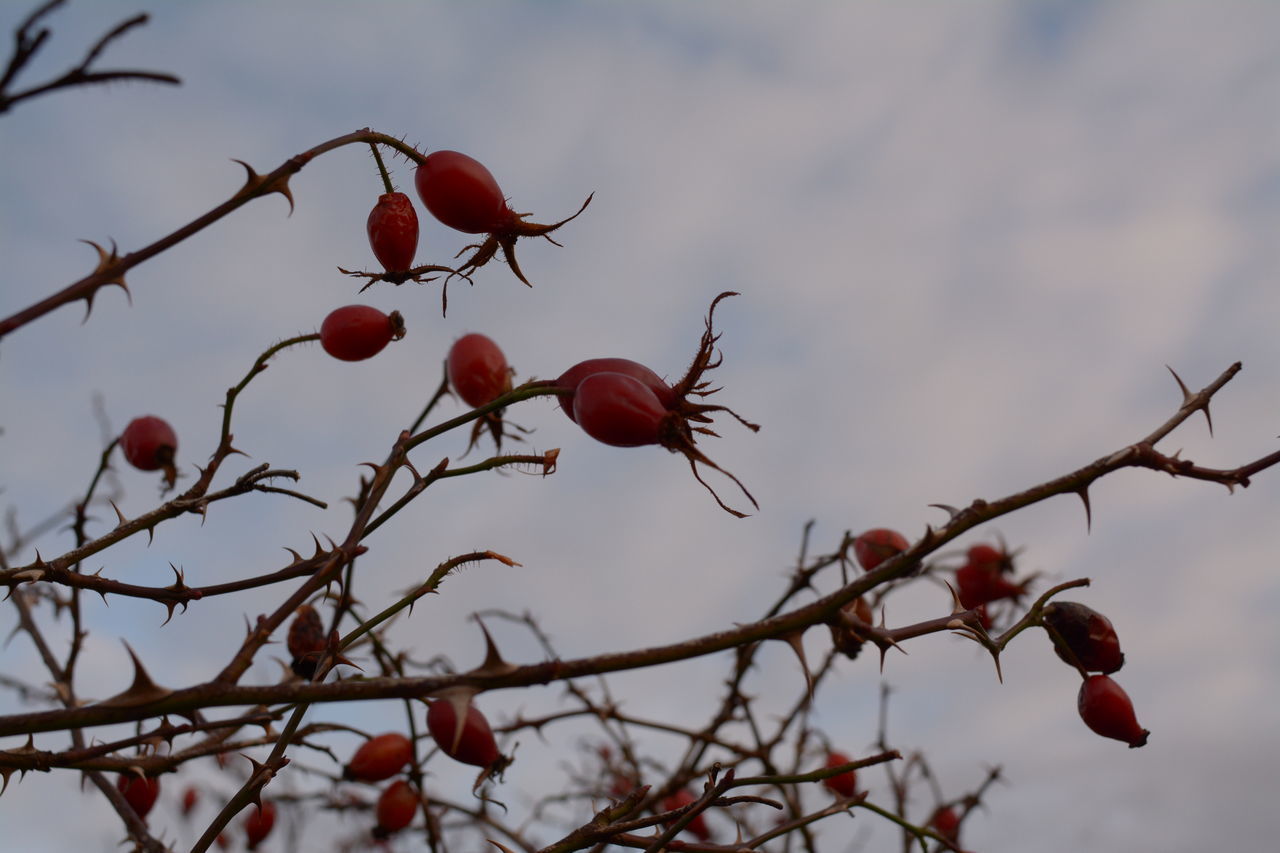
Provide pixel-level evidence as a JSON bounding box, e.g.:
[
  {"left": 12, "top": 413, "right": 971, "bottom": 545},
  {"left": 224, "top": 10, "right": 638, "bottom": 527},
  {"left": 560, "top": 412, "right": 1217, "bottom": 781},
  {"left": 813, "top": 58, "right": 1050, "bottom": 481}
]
[
  {"left": 1167, "top": 364, "right": 1214, "bottom": 436},
  {"left": 471, "top": 617, "right": 518, "bottom": 677},
  {"left": 231, "top": 159, "right": 295, "bottom": 214},
  {"left": 108, "top": 500, "right": 128, "bottom": 528},
  {"left": 928, "top": 503, "right": 961, "bottom": 520},
  {"left": 96, "top": 641, "right": 172, "bottom": 707},
  {"left": 1075, "top": 487, "right": 1093, "bottom": 533},
  {"left": 776, "top": 630, "right": 813, "bottom": 703}
]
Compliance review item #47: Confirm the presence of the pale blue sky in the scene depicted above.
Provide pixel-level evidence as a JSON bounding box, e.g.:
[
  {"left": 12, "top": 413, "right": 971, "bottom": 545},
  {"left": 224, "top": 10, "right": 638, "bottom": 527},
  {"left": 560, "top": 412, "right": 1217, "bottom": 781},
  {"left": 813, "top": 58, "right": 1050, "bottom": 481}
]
[{"left": 2, "top": 2, "right": 1278, "bottom": 851}]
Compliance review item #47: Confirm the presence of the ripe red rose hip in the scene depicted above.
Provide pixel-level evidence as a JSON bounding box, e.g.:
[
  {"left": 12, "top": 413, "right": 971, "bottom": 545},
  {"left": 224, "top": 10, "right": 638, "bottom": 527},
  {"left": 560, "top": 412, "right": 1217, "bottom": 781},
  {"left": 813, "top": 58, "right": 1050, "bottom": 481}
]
[
  {"left": 853, "top": 528, "right": 909, "bottom": 571},
  {"left": 414, "top": 150, "right": 511, "bottom": 235},
  {"left": 426, "top": 699, "right": 500, "bottom": 767},
  {"left": 243, "top": 800, "right": 277, "bottom": 850},
  {"left": 120, "top": 415, "right": 178, "bottom": 486},
  {"left": 344, "top": 732, "right": 414, "bottom": 782},
  {"left": 555, "top": 357, "right": 677, "bottom": 423},
  {"left": 447, "top": 333, "right": 512, "bottom": 408},
  {"left": 930, "top": 805, "right": 960, "bottom": 843},
  {"left": 1043, "top": 601, "right": 1125, "bottom": 674},
  {"left": 572, "top": 372, "right": 669, "bottom": 448},
  {"left": 367, "top": 191, "right": 419, "bottom": 272},
  {"left": 374, "top": 779, "right": 419, "bottom": 837},
  {"left": 821, "top": 751, "right": 858, "bottom": 798},
  {"left": 116, "top": 774, "right": 161, "bottom": 819},
  {"left": 1077, "top": 674, "right": 1149, "bottom": 747},
  {"left": 661, "top": 789, "right": 711, "bottom": 841},
  {"left": 320, "top": 305, "right": 405, "bottom": 361}
]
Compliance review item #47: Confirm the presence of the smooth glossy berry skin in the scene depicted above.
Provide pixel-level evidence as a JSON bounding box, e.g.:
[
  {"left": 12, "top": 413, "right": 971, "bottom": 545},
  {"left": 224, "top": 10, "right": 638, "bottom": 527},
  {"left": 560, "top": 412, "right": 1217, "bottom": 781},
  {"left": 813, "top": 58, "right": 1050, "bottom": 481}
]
[
  {"left": 414, "top": 150, "right": 511, "bottom": 234},
  {"left": 930, "top": 806, "right": 960, "bottom": 842},
  {"left": 367, "top": 192, "right": 419, "bottom": 272},
  {"left": 344, "top": 733, "right": 414, "bottom": 782},
  {"left": 661, "top": 789, "right": 711, "bottom": 841},
  {"left": 573, "top": 372, "right": 670, "bottom": 447},
  {"left": 244, "top": 801, "right": 276, "bottom": 850},
  {"left": 555, "top": 358, "right": 676, "bottom": 423},
  {"left": 426, "top": 700, "right": 500, "bottom": 767},
  {"left": 1043, "top": 601, "right": 1125, "bottom": 674},
  {"left": 117, "top": 774, "right": 160, "bottom": 819},
  {"left": 821, "top": 751, "right": 858, "bottom": 798},
  {"left": 320, "top": 305, "right": 403, "bottom": 362},
  {"left": 447, "top": 333, "right": 512, "bottom": 408},
  {"left": 1077, "top": 674, "right": 1149, "bottom": 747},
  {"left": 853, "top": 529, "right": 909, "bottom": 571},
  {"left": 120, "top": 416, "right": 177, "bottom": 473},
  {"left": 287, "top": 604, "right": 326, "bottom": 679},
  {"left": 374, "top": 779, "right": 419, "bottom": 837}
]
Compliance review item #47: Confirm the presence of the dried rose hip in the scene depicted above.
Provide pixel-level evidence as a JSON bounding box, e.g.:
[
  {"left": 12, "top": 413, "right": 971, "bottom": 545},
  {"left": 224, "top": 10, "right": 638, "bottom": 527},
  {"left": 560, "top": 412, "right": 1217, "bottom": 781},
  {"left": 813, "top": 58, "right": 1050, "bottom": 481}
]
[
  {"left": 1043, "top": 601, "right": 1125, "bottom": 674},
  {"left": 286, "top": 604, "right": 326, "bottom": 679},
  {"left": 344, "top": 733, "right": 414, "bottom": 782},
  {"left": 1077, "top": 674, "right": 1149, "bottom": 747},
  {"left": 828, "top": 596, "right": 874, "bottom": 660}
]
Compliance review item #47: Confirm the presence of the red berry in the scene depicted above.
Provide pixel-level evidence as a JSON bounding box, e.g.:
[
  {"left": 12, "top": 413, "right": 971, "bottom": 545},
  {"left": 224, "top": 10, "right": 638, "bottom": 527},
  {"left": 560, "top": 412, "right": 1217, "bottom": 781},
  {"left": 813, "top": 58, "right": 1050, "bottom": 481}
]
[
  {"left": 374, "top": 779, "right": 419, "bottom": 836},
  {"left": 821, "top": 751, "right": 858, "bottom": 798},
  {"left": 344, "top": 733, "right": 414, "bottom": 782},
  {"left": 367, "top": 192, "right": 419, "bottom": 272},
  {"left": 966, "top": 543, "right": 1011, "bottom": 573},
  {"left": 955, "top": 558, "right": 1026, "bottom": 610},
  {"left": 116, "top": 774, "right": 161, "bottom": 819},
  {"left": 414, "top": 150, "right": 511, "bottom": 234},
  {"left": 1043, "top": 601, "right": 1125, "bottom": 674},
  {"left": 555, "top": 358, "right": 677, "bottom": 423},
  {"left": 852, "top": 528, "right": 909, "bottom": 571},
  {"left": 931, "top": 805, "right": 960, "bottom": 842},
  {"left": 1077, "top": 674, "right": 1149, "bottom": 747},
  {"left": 661, "top": 789, "right": 711, "bottom": 841},
  {"left": 181, "top": 785, "right": 199, "bottom": 816},
  {"left": 243, "top": 800, "right": 277, "bottom": 850},
  {"left": 572, "top": 372, "right": 670, "bottom": 448},
  {"left": 426, "top": 699, "right": 500, "bottom": 767},
  {"left": 286, "top": 604, "right": 327, "bottom": 679},
  {"left": 446, "top": 333, "right": 512, "bottom": 408},
  {"left": 119, "top": 416, "right": 178, "bottom": 485},
  {"left": 320, "top": 305, "right": 404, "bottom": 362}
]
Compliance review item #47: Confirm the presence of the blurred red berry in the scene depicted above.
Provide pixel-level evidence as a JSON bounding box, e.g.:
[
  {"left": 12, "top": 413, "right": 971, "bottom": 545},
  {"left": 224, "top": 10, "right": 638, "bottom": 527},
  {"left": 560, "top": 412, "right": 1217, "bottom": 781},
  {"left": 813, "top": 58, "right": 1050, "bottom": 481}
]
[
  {"left": 822, "top": 751, "right": 858, "bottom": 798},
  {"left": 661, "top": 789, "right": 711, "bottom": 841},
  {"left": 447, "top": 333, "right": 512, "bottom": 408},
  {"left": 244, "top": 801, "right": 276, "bottom": 850},
  {"left": 120, "top": 415, "right": 178, "bottom": 486},
  {"left": 373, "top": 779, "right": 418, "bottom": 837},
  {"left": 116, "top": 774, "right": 160, "bottom": 819},
  {"left": 853, "top": 528, "right": 909, "bottom": 571},
  {"left": 181, "top": 785, "right": 198, "bottom": 816},
  {"left": 931, "top": 805, "right": 960, "bottom": 842},
  {"left": 344, "top": 733, "right": 414, "bottom": 782}
]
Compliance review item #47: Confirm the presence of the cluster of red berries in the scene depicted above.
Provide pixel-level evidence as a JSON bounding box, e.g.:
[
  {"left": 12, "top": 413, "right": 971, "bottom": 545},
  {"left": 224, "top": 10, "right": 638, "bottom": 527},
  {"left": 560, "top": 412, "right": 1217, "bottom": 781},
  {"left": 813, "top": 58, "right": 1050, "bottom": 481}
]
[
  {"left": 333, "top": 698, "right": 502, "bottom": 838},
  {"left": 1042, "top": 600, "right": 1148, "bottom": 748}
]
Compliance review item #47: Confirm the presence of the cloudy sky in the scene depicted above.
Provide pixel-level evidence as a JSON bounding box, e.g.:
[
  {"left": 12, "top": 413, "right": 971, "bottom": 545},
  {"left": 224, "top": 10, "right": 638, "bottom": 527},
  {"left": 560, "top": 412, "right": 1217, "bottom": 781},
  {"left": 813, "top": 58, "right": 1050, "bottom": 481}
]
[{"left": 2, "top": 1, "right": 1278, "bottom": 851}]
